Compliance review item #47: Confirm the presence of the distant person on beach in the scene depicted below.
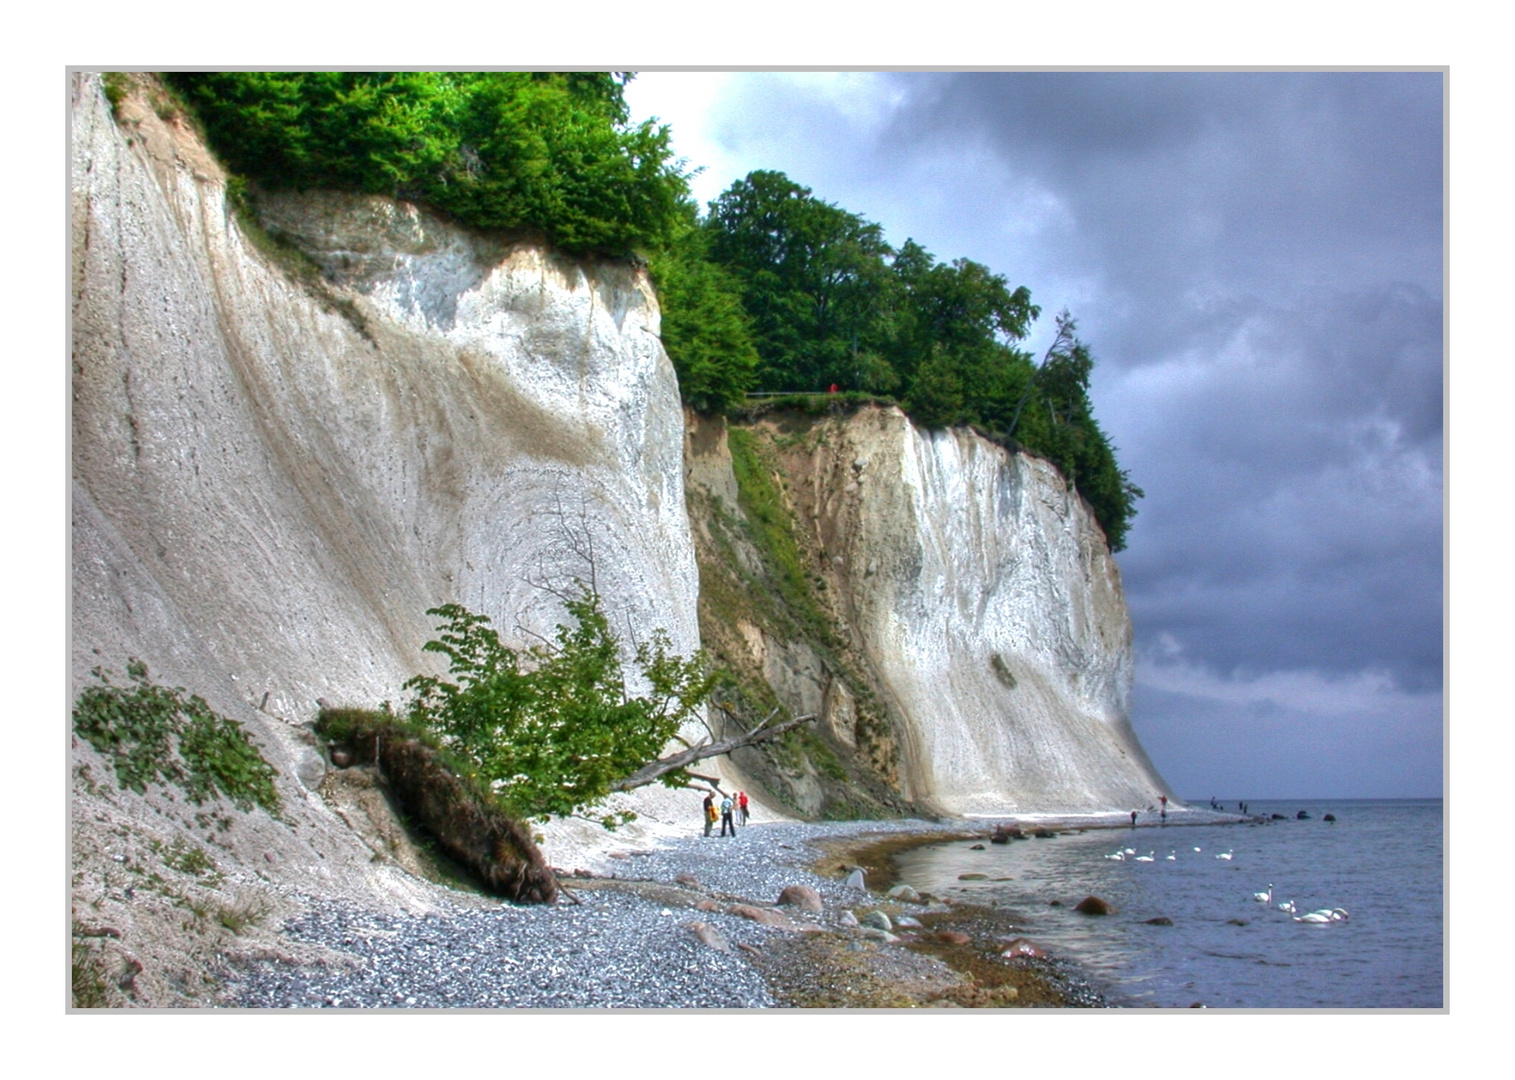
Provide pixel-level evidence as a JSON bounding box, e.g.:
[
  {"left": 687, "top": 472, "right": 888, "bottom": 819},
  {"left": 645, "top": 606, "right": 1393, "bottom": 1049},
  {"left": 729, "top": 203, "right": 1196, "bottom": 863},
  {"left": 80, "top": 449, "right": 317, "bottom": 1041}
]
[
  {"left": 702, "top": 792, "right": 715, "bottom": 837},
  {"left": 739, "top": 790, "right": 749, "bottom": 825},
  {"left": 720, "top": 793, "right": 736, "bottom": 837},
  {"left": 1130, "top": 809, "right": 1138, "bottom": 827},
  {"left": 1160, "top": 794, "right": 1167, "bottom": 823}
]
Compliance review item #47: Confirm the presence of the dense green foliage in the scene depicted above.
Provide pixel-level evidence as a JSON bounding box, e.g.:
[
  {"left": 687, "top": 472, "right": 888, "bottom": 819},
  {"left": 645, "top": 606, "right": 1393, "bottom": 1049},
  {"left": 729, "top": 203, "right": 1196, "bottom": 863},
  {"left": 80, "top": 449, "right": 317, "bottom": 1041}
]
[
  {"left": 403, "top": 591, "right": 718, "bottom": 825},
  {"left": 700, "top": 170, "right": 1142, "bottom": 550},
  {"left": 648, "top": 200, "right": 759, "bottom": 411},
  {"left": 166, "top": 72, "right": 687, "bottom": 257},
  {"left": 73, "top": 661, "right": 281, "bottom": 813}
]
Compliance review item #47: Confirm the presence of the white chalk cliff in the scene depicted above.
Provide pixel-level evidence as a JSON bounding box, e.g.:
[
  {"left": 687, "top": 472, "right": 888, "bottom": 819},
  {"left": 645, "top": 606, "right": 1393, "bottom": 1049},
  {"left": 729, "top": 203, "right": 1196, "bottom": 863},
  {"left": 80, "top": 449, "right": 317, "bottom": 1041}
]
[{"left": 71, "top": 69, "right": 1168, "bottom": 944}]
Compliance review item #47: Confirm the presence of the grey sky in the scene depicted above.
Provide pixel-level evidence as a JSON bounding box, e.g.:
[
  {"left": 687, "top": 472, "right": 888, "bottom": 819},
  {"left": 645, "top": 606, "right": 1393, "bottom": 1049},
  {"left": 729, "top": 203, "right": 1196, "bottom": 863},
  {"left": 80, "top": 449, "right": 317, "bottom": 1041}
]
[{"left": 625, "top": 70, "right": 1444, "bottom": 799}]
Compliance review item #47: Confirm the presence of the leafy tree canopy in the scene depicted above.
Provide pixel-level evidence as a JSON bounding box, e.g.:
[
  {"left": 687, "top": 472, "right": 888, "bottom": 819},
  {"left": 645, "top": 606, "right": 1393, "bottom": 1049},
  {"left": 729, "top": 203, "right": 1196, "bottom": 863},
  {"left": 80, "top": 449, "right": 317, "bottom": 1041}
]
[
  {"left": 167, "top": 71, "right": 687, "bottom": 257},
  {"left": 402, "top": 589, "right": 718, "bottom": 826},
  {"left": 701, "top": 170, "right": 1142, "bottom": 549}
]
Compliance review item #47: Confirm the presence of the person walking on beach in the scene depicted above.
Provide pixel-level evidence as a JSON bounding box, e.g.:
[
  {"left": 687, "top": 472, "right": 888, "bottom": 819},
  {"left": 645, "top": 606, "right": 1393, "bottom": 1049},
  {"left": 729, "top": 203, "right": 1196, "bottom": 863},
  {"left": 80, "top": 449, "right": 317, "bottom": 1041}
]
[
  {"left": 739, "top": 790, "right": 750, "bottom": 825},
  {"left": 702, "top": 791, "right": 716, "bottom": 837},
  {"left": 720, "top": 793, "right": 736, "bottom": 837},
  {"left": 1159, "top": 794, "right": 1168, "bottom": 823},
  {"left": 1130, "top": 809, "right": 1139, "bottom": 827}
]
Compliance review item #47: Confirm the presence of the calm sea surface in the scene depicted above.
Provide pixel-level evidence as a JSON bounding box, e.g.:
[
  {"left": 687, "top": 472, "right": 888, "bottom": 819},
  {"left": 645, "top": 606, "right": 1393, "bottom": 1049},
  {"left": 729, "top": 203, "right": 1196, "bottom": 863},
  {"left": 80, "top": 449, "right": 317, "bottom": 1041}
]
[{"left": 890, "top": 799, "right": 1443, "bottom": 1009}]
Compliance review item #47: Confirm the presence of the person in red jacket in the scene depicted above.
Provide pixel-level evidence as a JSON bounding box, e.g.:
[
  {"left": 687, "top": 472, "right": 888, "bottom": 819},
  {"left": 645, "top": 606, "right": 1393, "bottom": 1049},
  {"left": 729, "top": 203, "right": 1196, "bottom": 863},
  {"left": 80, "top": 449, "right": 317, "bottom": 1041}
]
[{"left": 738, "top": 790, "right": 749, "bottom": 825}]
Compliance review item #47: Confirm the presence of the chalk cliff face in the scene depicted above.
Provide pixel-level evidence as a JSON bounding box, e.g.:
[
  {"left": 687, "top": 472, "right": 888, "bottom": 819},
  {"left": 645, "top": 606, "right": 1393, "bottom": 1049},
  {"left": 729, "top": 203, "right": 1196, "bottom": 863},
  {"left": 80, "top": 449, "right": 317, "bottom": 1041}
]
[
  {"left": 70, "top": 69, "right": 701, "bottom": 957},
  {"left": 70, "top": 73, "right": 1170, "bottom": 1003},
  {"left": 687, "top": 409, "right": 1170, "bottom": 817}
]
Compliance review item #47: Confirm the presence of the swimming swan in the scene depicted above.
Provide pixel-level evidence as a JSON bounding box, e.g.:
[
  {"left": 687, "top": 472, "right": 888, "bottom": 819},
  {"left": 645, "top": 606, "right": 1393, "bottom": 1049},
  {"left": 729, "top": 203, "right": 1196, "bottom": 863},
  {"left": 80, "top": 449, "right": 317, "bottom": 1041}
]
[
  {"left": 1277, "top": 900, "right": 1297, "bottom": 914},
  {"left": 1253, "top": 884, "right": 1273, "bottom": 903},
  {"left": 1216, "top": 850, "right": 1234, "bottom": 860}
]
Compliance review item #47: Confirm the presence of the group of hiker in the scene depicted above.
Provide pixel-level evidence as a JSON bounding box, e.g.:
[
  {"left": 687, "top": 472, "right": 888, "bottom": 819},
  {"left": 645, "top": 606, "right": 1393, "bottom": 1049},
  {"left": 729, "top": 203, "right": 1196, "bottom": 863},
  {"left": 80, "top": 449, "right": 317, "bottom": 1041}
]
[{"left": 701, "top": 789, "right": 749, "bottom": 837}]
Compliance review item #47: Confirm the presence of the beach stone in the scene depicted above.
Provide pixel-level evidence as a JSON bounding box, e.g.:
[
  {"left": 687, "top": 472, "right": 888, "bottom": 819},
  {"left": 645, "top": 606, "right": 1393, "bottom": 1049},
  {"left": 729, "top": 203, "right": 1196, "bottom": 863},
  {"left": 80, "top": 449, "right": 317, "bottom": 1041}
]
[
  {"left": 886, "top": 884, "right": 920, "bottom": 902},
  {"left": 1074, "top": 896, "right": 1113, "bottom": 916},
  {"left": 837, "top": 910, "right": 859, "bottom": 927},
  {"left": 860, "top": 928, "right": 899, "bottom": 943},
  {"left": 685, "top": 921, "right": 729, "bottom": 952},
  {"left": 1227, "top": 918, "right": 1248, "bottom": 926},
  {"left": 958, "top": 872, "right": 988, "bottom": 881},
  {"left": 674, "top": 874, "right": 701, "bottom": 889},
  {"left": 777, "top": 884, "right": 823, "bottom": 912},
  {"left": 844, "top": 868, "right": 866, "bottom": 889},
  {"left": 935, "top": 930, "right": 971, "bottom": 946},
  {"left": 1145, "top": 916, "right": 1174, "bottom": 926},
  {"left": 895, "top": 915, "right": 922, "bottom": 929},
  {"left": 727, "top": 904, "right": 794, "bottom": 928},
  {"left": 695, "top": 899, "right": 720, "bottom": 912},
  {"left": 970, "top": 844, "right": 986, "bottom": 850},
  {"left": 1000, "top": 937, "right": 1045, "bottom": 958},
  {"left": 860, "top": 910, "right": 893, "bottom": 931}
]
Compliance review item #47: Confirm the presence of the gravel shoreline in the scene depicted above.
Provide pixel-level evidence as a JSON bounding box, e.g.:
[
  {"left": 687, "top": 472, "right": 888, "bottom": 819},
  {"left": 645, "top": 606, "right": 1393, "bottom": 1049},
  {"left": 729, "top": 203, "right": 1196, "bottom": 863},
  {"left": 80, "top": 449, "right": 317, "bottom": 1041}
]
[{"left": 226, "top": 818, "right": 1094, "bottom": 1009}]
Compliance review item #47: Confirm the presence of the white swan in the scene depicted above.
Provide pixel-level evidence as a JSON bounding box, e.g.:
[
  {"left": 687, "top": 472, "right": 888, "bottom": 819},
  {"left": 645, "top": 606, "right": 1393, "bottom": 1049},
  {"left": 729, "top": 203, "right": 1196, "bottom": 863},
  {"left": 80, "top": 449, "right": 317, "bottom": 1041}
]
[
  {"left": 1134, "top": 851, "right": 1155, "bottom": 862},
  {"left": 1277, "top": 900, "right": 1297, "bottom": 914},
  {"left": 1166, "top": 851, "right": 1177, "bottom": 861},
  {"left": 1253, "top": 884, "right": 1273, "bottom": 903},
  {"left": 1105, "top": 851, "right": 1125, "bottom": 860},
  {"left": 1193, "top": 847, "right": 1202, "bottom": 853},
  {"left": 1293, "top": 911, "right": 1334, "bottom": 923},
  {"left": 1304, "top": 907, "right": 1349, "bottom": 921},
  {"left": 1216, "top": 850, "right": 1234, "bottom": 860}
]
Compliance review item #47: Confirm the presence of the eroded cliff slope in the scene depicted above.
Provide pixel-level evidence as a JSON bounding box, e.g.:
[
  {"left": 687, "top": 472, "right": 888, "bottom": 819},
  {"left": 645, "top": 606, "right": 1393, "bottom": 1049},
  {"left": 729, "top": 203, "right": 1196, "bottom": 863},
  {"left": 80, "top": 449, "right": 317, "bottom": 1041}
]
[{"left": 688, "top": 406, "right": 1170, "bottom": 816}]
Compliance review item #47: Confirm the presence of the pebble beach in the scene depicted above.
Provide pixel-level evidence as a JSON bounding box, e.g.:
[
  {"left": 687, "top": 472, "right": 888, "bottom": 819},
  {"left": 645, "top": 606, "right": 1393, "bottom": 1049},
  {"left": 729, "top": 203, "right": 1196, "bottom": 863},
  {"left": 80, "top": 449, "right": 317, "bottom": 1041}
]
[{"left": 225, "top": 818, "right": 1106, "bottom": 1009}]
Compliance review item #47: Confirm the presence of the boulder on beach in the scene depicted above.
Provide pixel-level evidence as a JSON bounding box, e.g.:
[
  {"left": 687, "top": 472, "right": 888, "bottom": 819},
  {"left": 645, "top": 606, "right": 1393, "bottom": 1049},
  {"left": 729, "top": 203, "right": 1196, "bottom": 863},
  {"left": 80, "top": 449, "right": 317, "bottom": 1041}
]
[
  {"left": 727, "top": 904, "right": 794, "bottom": 928},
  {"left": 685, "top": 921, "right": 729, "bottom": 952},
  {"left": 935, "top": 929, "right": 971, "bottom": 946},
  {"left": 1074, "top": 896, "right": 1113, "bottom": 916},
  {"left": 777, "top": 884, "right": 823, "bottom": 912},
  {"left": 886, "top": 884, "right": 921, "bottom": 903},
  {"left": 1000, "top": 937, "right": 1045, "bottom": 958},
  {"left": 844, "top": 868, "right": 866, "bottom": 890},
  {"left": 860, "top": 910, "right": 893, "bottom": 932}
]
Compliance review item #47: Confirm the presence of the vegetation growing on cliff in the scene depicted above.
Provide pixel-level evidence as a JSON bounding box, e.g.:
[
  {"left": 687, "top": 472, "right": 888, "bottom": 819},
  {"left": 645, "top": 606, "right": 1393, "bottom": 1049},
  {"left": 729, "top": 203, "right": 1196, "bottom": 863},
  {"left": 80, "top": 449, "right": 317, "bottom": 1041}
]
[
  {"left": 72, "top": 661, "right": 281, "bottom": 814},
  {"left": 700, "top": 170, "right": 1143, "bottom": 550},
  {"left": 166, "top": 72, "right": 687, "bottom": 258}
]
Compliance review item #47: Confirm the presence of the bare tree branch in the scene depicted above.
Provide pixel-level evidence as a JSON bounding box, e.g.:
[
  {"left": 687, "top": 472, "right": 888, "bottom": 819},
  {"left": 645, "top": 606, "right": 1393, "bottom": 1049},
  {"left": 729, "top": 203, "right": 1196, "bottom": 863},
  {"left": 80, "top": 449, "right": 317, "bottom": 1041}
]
[{"left": 606, "top": 712, "right": 816, "bottom": 793}]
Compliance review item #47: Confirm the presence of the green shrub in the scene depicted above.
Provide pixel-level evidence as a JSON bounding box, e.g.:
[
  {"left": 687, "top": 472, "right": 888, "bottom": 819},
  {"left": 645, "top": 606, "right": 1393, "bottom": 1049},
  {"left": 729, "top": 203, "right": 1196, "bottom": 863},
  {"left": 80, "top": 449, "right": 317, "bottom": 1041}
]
[{"left": 73, "top": 661, "right": 281, "bottom": 814}]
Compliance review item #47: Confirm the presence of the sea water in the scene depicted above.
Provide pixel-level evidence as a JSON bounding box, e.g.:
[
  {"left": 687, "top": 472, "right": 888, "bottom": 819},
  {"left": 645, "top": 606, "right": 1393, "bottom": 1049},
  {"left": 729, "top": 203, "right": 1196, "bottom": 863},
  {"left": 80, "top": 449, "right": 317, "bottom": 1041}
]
[{"left": 890, "top": 799, "right": 1443, "bottom": 1009}]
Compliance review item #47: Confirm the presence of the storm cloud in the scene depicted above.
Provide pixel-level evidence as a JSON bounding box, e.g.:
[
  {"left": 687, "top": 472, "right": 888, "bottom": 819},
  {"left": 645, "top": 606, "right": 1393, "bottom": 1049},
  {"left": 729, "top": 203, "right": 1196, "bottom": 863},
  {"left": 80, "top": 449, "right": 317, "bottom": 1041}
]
[{"left": 625, "top": 70, "right": 1444, "bottom": 797}]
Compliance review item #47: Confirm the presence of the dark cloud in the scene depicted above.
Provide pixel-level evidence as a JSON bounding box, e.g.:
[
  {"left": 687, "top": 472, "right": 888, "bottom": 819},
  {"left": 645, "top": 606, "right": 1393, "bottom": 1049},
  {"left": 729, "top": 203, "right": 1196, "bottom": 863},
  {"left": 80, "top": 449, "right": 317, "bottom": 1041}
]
[
  {"left": 650, "top": 71, "right": 1445, "bottom": 795},
  {"left": 869, "top": 73, "right": 1445, "bottom": 711}
]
